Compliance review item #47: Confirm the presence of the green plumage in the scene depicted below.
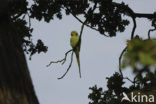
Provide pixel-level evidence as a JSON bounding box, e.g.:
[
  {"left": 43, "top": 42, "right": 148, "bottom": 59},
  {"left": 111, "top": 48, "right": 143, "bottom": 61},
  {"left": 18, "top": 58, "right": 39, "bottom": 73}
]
[{"left": 70, "top": 30, "right": 81, "bottom": 78}]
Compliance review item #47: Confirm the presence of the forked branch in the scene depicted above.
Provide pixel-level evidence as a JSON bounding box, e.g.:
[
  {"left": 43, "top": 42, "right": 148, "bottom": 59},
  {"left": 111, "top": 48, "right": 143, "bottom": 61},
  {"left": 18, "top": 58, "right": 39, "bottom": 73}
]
[
  {"left": 47, "top": 18, "right": 87, "bottom": 79},
  {"left": 58, "top": 52, "right": 74, "bottom": 79},
  {"left": 65, "top": 3, "right": 109, "bottom": 37},
  {"left": 46, "top": 49, "right": 73, "bottom": 67}
]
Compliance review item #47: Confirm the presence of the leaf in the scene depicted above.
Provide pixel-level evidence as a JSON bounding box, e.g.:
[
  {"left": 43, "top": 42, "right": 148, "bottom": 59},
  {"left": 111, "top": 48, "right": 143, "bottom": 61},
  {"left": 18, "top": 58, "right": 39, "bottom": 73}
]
[{"left": 122, "top": 38, "right": 156, "bottom": 69}]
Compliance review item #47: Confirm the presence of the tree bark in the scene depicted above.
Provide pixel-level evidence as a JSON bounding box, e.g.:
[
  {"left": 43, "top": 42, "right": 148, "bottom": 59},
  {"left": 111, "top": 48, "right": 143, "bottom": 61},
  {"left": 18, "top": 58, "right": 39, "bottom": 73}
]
[{"left": 0, "top": 21, "right": 39, "bottom": 103}]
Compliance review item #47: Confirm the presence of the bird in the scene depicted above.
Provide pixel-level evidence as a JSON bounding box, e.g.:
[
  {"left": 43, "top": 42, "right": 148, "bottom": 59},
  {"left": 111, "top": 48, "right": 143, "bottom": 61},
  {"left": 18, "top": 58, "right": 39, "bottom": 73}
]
[{"left": 70, "top": 30, "right": 81, "bottom": 78}]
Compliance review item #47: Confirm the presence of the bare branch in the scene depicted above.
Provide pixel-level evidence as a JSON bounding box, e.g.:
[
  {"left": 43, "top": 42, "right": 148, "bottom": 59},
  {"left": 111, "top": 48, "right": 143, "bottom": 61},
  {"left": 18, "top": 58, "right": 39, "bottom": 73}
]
[
  {"left": 47, "top": 12, "right": 88, "bottom": 79},
  {"left": 58, "top": 51, "right": 74, "bottom": 79},
  {"left": 131, "top": 17, "right": 137, "bottom": 39},
  {"left": 47, "top": 11, "right": 88, "bottom": 79},
  {"left": 65, "top": 6, "right": 110, "bottom": 37},
  {"left": 46, "top": 49, "right": 73, "bottom": 67},
  {"left": 123, "top": 77, "right": 134, "bottom": 83},
  {"left": 80, "top": 20, "right": 86, "bottom": 39},
  {"left": 27, "top": 12, "right": 32, "bottom": 30},
  {"left": 72, "top": 14, "right": 110, "bottom": 37},
  {"left": 133, "top": 75, "right": 137, "bottom": 87},
  {"left": 52, "top": 3, "right": 110, "bottom": 79},
  {"left": 119, "top": 46, "right": 127, "bottom": 77},
  {"left": 135, "top": 13, "right": 156, "bottom": 19},
  {"left": 113, "top": 2, "right": 156, "bottom": 19},
  {"left": 148, "top": 28, "right": 156, "bottom": 39},
  {"left": 56, "top": 19, "right": 86, "bottom": 79}
]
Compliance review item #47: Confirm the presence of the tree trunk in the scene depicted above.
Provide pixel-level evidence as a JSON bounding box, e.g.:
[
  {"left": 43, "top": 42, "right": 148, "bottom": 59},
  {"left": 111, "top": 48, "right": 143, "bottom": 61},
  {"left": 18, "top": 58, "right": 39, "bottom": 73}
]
[{"left": 0, "top": 21, "right": 39, "bottom": 103}]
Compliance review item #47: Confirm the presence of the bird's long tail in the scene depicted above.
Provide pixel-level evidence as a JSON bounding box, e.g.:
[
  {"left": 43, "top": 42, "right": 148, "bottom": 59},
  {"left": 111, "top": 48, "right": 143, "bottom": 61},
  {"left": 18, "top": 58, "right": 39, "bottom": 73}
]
[{"left": 75, "top": 51, "right": 81, "bottom": 78}]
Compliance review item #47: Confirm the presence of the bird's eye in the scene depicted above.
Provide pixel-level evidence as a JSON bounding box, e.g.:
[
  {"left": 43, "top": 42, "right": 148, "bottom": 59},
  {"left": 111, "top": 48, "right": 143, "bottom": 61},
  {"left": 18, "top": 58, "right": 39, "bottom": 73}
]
[{"left": 71, "top": 34, "right": 73, "bottom": 36}]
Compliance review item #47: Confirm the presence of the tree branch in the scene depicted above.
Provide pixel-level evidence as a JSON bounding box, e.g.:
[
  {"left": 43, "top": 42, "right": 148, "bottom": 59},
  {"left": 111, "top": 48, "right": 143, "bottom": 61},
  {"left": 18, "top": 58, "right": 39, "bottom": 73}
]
[
  {"left": 119, "top": 46, "right": 127, "bottom": 77},
  {"left": 27, "top": 12, "right": 31, "bottom": 30},
  {"left": 113, "top": 2, "right": 137, "bottom": 39},
  {"left": 80, "top": 21, "right": 86, "bottom": 38},
  {"left": 131, "top": 17, "right": 137, "bottom": 39},
  {"left": 72, "top": 14, "right": 110, "bottom": 37},
  {"left": 135, "top": 13, "right": 156, "bottom": 19},
  {"left": 65, "top": 5, "right": 110, "bottom": 37},
  {"left": 58, "top": 52, "right": 74, "bottom": 79},
  {"left": 123, "top": 77, "right": 134, "bottom": 84},
  {"left": 46, "top": 49, "right": 73, "bottom": 67},
  {"left": 148, "top": 28, "right": 156, "bottom": 39},
  {"left": 113, "top": 2, "right": 156, "bottom": 19},
  {"left": 47, "top": 13, "right": 87, "bottom": 79}
]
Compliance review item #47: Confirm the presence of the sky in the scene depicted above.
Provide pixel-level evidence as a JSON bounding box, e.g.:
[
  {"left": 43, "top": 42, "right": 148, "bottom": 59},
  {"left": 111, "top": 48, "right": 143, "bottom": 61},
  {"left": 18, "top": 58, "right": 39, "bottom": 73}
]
[{"left": 26, "top": 0, "right": 156, "bottom": 104}]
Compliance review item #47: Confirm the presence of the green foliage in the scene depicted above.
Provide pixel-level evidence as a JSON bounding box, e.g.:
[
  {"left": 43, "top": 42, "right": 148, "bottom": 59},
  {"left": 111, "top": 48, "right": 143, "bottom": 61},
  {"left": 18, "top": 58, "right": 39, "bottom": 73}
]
[
  {"left": 89, "top": 73, "right": 130, "bottom": 104},
  {"left": 89, "top": 37, "right": 156, "bottom": 103},
  {"left": 26, "top": 39, "right": 48, "bottom": 60},
  {"left": 88, "top": 36, "right": 156, "bottom": 103},
  {"left": 30, "top": 0, "right": 130, "bottom": 36},
  {"left": 7, "top": 1, "right": 156, "bottom": 103},
  {"left": 88, "top": 71, "right": 156, "bottom": 104},
  {"left": 30, "top": 0, "right": 89, "bottom": 22},
  {"left": 122, "top": 37, "right": 156, "bottom": 69},
  {"left": 88, "top": 85, "right": 103, "bottom": 104},
  {"left": 9, "top": 0, "right": 28, "bottom": 17},
  {"left": 107, "top": 72, "right": 125, "bottom": 97},
  {"left": 8, "top": 0, "right": 132, "bottom": 58},
  {"left": 9, "top": 18, "right": 48, "bottom": 60},
  {"left": 85, "top": 1, "right": 130, "bottom": 36},
  {"left": 8, "top": 0, "right": 48, "bottom": 59}
]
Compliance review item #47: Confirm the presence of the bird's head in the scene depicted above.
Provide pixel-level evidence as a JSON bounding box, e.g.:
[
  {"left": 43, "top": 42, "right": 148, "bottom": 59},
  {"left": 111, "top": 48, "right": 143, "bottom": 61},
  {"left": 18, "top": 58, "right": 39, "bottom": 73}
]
[{"left": 71, "top": 30, "right": 78, "bottom": 36}]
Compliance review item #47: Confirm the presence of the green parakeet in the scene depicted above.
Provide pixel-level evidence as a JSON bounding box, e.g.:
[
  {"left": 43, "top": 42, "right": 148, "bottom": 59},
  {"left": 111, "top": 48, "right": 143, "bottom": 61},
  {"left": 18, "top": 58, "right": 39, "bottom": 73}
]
[{"left": 70, "top": 30, "right": 81, "bottom": 78}]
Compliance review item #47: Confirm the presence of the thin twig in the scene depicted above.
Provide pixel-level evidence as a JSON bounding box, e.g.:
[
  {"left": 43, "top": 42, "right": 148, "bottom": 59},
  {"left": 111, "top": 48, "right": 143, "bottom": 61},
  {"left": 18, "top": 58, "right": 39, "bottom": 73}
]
[
  {"left": 119, "top": 46, "right": 127, "bottom": 77},
  {"left": 148, "top": 28, "right": 156, "bottom": 39},
  {"left": 27, "top": 12, "right": 31, "bottom": 30},
  {"left": 123, "top": 77, "right": 134, "bottom": 83},
  {"left": 58, "top": 51, "right": 74, "bottom": 79},
  {"left": 133, "top": 75, "right": 137, "bottom": 87},
  {"left": 46, "top": 49, "right": 73, "bottom": 67},
  {"left": 57, "top": 19, "right": 86, "bottom": 79},
  {"left": 47, "top": 12, "right": 87, "bottom": 79},
  {"left": 77, "top": 19, "right": 87, "bottom": 49},
  {"left": 65, "top": 6, "right": 109, "bottom": 37},
  {"left": 47, "top": 11, "right": 87, "bottom": 79},
  {"left": 131, "top": 17, "right": 136, "bottom": 39}
]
